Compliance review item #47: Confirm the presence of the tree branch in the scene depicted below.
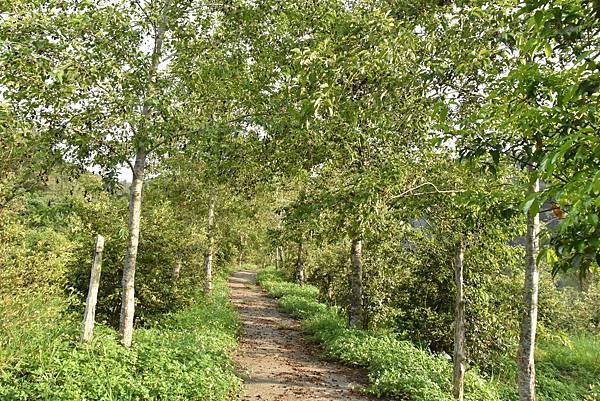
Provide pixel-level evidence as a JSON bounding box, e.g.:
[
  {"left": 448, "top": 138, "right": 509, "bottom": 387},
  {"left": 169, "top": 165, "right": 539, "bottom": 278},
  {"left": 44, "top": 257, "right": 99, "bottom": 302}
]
[
  {"left": 125, "top": 158, "right": 135, "bottom": 173},
  {"left": 504, "top": 153, "right": 569, "bottom": 184},
  {"left": 390, "top": 182, "right": 465, "bottom": 200},
  {"left": 145, "top": 111, "right": 277, "bottom": 154}
]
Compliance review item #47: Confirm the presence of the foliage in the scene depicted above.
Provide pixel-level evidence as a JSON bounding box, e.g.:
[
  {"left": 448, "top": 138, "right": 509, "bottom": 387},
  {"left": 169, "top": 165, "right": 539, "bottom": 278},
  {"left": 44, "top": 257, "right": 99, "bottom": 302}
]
[
  {"left": 452, "top": 0, "right": 600, "bottom": 275},
  {"left": 3, "top": 172, "right": 206, "bottom": 326},
  {"left": 0, "top": 279, "right": 241, "bottom": 401},
  {"left": 491, "top": 334, "right": 600, "bottom": 401},
  {"left": 274, "top": 195, "right": 527, "bottom": 371},
  {"left": 0, "top": 166, "right": 266, "bottom": 327},
  {"left": 0, "top": 199, "right": 81, "bottom": 345},
  {"left": 540, "top": 277, "right": 600, "bottom": 335},
  {"left": 259, "top": 269, "right": 319, "bottom": 300}
]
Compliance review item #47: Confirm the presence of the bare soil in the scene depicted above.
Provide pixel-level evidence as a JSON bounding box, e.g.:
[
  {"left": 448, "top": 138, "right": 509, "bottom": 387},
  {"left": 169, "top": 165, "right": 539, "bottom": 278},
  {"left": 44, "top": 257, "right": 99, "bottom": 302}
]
[{"left": 229, "top": 270, "right": 376, "bottom": 401}]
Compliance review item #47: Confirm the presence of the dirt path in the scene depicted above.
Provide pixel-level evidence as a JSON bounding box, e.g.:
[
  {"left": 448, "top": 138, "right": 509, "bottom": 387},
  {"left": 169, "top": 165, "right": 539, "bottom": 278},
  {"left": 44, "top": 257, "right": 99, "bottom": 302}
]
[{"left": 229, "top": 270, "right": 374, "bottom": 401}]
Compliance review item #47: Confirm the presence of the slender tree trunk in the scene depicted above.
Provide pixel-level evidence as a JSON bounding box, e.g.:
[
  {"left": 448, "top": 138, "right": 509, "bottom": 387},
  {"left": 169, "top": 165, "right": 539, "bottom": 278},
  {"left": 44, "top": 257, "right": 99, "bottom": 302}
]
[
  {"left": 81, "top": 235, "right": 104, "bottom": 343},
  {"left": 172, "top": 257, "right": 181, "bottom": 280},
  {"left": 118, "top": 2, "right": 169, "bottom": 347},
  {"left": 453, "top": 237, "right": 466, "bottom": 401},
  {"left": 518, "top": 178, "right": 541, "bottom": 401},
  {"left": 119, "top": 146, "right": 146, "bottom": 347},
  {"left": 326, "top": 273, "right": 334, "bottom": 304},
  {"left": 277, "top": 246, "right": 285, "bottom": 269},
  {"left": 349, "top": 237, "right": 363, "bottom": 329},
  {"left": 295, "top": 240, "right": 305, "bottom": 284},
  {"left": 275, "top": 248, "right": 280, "bottom": 269},
  {"left": 238, "top": 234, "right": 244, "bottom": 269},
  {"left": 204, "top": 193, "right": 215, "bottom": 293}
]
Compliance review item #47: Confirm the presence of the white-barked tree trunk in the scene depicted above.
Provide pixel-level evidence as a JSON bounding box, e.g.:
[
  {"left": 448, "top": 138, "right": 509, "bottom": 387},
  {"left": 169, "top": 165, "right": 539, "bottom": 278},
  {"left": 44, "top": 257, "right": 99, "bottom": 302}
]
[{"left": 517, "top": 178, "right": 541, "bottom": 401}]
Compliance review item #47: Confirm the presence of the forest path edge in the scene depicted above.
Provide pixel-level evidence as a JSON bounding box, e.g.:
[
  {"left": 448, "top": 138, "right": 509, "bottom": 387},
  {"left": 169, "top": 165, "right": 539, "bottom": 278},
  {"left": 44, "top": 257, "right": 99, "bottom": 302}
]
[{"left": 228, "top": 269, "right": 374, "bottom": 401}]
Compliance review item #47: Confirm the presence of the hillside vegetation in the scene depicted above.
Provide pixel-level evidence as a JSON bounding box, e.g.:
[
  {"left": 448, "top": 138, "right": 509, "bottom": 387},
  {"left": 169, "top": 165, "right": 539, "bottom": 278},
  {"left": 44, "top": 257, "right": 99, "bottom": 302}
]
[{"left": 1, "top": 0, "right": 599, "bottom": 400}]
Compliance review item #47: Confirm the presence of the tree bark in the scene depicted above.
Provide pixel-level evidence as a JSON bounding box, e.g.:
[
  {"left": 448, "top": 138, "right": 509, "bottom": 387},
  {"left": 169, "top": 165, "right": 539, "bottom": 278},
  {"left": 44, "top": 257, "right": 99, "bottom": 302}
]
[
  {"left": 238, "top": 234, "right": 244, "bottom": 269},
  {"left": 204, "top": 193, "right": 215, "bottom": 293},
  {"left": 81, "top": 235, "right": 104, "bottom": 343},
  {"left": 276, "top": 246, "right": 285, "bottom": 269},
  {"left": 349, "top": 237, "right": 363, "bottom": 329},
  {"left": 295, "top": 240, "right": 305, "bottom": 285},
  {"left": 118, "top": 1, "right": 170, "bottom": 348},
  {"left": 518, "top": 178, "right": 541, "bottom": 401},
  {"left": 119, "top": 146, "right": 146, "bottom": 347},
  {"left": 453, "top": 237, "right": 466, "bottom": 401},
  {"left": 172, "top": 257, "right": 181, "bottom": 280},
  {"left": 327, "top": 282, "right": 334, "bottom": 304}
]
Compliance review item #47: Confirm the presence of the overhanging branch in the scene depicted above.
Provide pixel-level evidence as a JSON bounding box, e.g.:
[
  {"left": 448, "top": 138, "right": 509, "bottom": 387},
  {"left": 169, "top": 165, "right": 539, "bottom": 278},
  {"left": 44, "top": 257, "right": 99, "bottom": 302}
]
[{"left": 390, "top": 182, "right": 466, "bottom": 200}]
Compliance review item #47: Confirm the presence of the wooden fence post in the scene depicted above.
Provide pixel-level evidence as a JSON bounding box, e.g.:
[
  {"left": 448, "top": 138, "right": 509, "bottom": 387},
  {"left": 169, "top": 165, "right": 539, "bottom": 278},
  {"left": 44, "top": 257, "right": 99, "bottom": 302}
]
[{"left": 80, "top": 234, "right": 105, "bottom": 343}]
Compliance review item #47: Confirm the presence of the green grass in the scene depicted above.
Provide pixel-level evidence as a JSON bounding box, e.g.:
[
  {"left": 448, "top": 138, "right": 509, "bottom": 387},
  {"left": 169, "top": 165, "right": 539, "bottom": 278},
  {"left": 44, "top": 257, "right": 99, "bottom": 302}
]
[
  {"left": 486, "top": 333, "right": 600, "bottom": 401},
  {"left": 0, "top": 279, "right": 241, "bottom": 401},
  {"left": 535, "top": 336, "right": 600, "bottom": 401},
  {"left": 538, "top": 335, "right": 600, "bottom": 377},
  {"left": 258, "top": 269, "right": 320, "bottom": 300}
]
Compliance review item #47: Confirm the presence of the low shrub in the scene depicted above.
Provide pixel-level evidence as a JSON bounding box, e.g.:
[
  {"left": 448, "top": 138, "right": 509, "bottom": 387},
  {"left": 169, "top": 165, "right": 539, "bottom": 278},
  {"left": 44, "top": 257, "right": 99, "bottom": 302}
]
[
  {"left": 278, "top": 295, "right": 328, "bottom": 319},
  {"left": 0, "top": 280, "right": 241, "bottom": 401},
  {"left": 258, "top": 270, "right": 319, "bottom": 300}
]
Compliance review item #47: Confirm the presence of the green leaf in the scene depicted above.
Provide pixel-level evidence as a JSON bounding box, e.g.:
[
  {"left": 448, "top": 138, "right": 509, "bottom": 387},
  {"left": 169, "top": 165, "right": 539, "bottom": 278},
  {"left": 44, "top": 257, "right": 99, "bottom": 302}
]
[
  {"left": 592, "top": 171, "right": 600, "bottom": 195},
  {"left": 523, "top": 193, "right": 539, "bottom": 215}
]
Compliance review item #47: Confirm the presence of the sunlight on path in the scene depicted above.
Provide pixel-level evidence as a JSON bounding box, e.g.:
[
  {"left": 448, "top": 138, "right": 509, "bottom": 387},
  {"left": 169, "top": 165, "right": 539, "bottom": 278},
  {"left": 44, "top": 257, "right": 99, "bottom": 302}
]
[{"left": 229, "top": 270, "right": 374, "bottom": 401}]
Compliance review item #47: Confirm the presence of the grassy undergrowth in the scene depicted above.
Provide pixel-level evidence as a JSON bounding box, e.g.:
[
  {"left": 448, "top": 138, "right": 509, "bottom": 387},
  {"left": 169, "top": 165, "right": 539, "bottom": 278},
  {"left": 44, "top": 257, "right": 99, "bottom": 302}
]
[
  {"left": 0, "top": 279, "right": 241, "bottom": 401},
  {"left": 257, "top": 267, "right": 600, "bottom": 401}
]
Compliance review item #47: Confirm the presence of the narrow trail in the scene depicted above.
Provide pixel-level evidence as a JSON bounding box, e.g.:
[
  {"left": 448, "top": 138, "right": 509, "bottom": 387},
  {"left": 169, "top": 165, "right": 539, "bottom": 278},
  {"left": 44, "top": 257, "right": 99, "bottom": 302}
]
[{"left": 229, "top": 270, "right": 374, "bottom": 401}]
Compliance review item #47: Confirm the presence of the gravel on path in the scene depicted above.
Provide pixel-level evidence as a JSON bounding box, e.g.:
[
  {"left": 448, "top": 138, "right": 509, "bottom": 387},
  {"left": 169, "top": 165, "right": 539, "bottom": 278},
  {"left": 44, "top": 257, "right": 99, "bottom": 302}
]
[{"left": 229, "top": 270, "right": 376, "bottom": 401}]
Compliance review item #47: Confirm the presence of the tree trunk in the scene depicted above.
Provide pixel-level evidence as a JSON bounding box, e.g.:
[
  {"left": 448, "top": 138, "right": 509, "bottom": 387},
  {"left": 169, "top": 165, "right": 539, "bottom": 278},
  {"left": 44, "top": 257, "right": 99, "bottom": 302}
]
[
  {"left": 349, "top": 237, "right": 363, "bottom": 329},
  {"left": 119, "top": 146, "right": 146, "bottom": 347},
  {"left": 295, "top": 240, "right": 305, "bottom": 284},
  {"left": 326, "top": 273, "right": 334, "bottom": 304},
  {"left": 276, "top": 246, "right": 285, "bottom": 269},
  {"left": 172, "top": 257, "right": 181, "bottom": 280},
  {"left": 204, "top": 193, "right": 215, "bottom": 293},
  {"left": 238, "top": 234, "right": 244, "bottom": 269},
  {"left": 118, "top": 0, "right": 170, "bottom": 348},
  {"left": 453, "top": 237, "right": 466, "bottom": 401},
  {"left": 518, "top": 178, "right": 541, "bottom": 401},
  {"left": 274, "top": 248, "right": 279, "bottom": 269},
  {"left": 80, "top": 235, "right": 104, "bottom": 343}
]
